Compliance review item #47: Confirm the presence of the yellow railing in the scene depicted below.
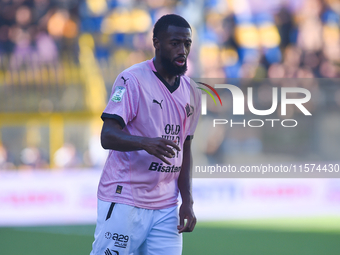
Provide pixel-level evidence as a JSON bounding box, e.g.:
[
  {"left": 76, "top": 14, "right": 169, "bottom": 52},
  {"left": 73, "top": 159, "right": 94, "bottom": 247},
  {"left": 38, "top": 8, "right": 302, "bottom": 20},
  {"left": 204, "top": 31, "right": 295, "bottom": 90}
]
[{"left": 0, "top": 34, "right": 108, "bottom": 168}]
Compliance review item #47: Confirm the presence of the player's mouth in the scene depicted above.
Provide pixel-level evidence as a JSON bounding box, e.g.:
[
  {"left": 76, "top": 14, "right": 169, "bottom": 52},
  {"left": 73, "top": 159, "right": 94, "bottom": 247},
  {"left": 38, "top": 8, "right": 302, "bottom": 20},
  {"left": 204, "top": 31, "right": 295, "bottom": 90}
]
[{"left": 174, "top": 58, "right": 186, "bottom": 67}]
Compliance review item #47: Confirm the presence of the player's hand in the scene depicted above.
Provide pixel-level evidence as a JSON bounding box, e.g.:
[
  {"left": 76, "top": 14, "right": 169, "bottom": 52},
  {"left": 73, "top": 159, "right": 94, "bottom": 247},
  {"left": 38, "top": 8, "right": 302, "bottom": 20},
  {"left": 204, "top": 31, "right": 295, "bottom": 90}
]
[
  {"left": 177, "top": 202, "right": 196, "bottom": 233},
  {"left": 142, "top": 137, "right": 181, "bottom": 165}
]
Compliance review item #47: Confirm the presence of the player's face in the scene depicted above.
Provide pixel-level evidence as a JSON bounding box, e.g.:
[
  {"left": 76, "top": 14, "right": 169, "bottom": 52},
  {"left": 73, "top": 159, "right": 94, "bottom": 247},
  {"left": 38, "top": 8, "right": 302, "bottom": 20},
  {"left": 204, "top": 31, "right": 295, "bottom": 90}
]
[{"left": 158, "top": 25, "right": 192, "bottom": 76}]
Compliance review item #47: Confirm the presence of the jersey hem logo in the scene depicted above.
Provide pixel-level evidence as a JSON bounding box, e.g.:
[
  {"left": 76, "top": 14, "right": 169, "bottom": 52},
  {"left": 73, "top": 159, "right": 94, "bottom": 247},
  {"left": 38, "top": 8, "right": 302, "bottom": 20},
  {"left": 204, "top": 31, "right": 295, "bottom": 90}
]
[{"left": 116, "top": 185, "right": 123, "bottom": 194}]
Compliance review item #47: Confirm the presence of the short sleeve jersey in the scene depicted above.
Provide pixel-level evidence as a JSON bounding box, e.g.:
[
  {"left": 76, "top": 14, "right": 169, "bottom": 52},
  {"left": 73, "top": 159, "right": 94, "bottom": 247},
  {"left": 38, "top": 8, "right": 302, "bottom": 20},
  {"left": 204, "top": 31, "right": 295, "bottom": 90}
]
[{"left": 98, "top": 59, "right": 201, "bottom": 210}]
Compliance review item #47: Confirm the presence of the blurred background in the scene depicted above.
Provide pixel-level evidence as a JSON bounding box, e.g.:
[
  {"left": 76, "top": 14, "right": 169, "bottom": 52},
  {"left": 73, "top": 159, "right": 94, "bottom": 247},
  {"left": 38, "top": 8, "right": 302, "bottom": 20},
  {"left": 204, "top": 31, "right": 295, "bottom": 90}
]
[
  {"left": 1, "top": 0, "right": 340, "bottom": 169},
  {"left": 1, "top": 0, "right": 340, "bottom": 254}
]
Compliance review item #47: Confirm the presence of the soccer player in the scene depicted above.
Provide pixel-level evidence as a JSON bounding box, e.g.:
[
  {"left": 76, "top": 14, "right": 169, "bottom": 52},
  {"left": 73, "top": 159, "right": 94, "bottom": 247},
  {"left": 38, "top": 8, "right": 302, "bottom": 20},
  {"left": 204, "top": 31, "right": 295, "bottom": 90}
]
[{"left": 90, "top": 14, "right": 201, "bottom": 255}]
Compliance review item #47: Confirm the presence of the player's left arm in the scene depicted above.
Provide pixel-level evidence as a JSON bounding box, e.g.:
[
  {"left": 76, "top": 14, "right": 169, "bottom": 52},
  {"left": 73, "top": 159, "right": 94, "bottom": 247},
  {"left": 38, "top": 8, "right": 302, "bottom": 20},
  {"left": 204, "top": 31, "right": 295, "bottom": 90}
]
[{"left": 177, "top": 139, "right": 196, "bottom": 233}]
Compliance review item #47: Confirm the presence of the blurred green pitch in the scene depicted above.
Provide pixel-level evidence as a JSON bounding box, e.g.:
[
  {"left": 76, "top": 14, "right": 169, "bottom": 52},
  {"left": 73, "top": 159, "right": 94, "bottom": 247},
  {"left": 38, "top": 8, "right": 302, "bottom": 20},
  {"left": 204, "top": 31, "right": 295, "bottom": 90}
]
[{"left": 1, "top": 217, "right": 340, "bottom": 255}]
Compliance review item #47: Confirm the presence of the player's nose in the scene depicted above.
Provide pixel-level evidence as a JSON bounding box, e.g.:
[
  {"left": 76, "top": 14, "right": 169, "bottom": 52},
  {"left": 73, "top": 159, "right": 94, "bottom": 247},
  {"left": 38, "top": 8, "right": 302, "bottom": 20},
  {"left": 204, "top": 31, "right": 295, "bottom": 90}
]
[{"left": 177, "top": 43, "right": 186, "bottom": 56}]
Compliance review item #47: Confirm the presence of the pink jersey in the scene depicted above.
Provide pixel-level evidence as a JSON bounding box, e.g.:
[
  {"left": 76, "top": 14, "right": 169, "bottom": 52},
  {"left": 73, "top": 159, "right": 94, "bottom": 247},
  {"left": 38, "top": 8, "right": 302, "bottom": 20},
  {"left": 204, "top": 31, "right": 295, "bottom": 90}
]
[{"left": 98, "top": 59, "right": 201, "bottom": 209}]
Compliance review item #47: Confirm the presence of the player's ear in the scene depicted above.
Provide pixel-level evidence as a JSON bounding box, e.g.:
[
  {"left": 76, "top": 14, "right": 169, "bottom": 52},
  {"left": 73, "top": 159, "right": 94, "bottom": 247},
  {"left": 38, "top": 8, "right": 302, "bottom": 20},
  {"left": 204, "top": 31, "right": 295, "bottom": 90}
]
[{"left": 153, "top": 37, "right": 160, "bottom": 50}]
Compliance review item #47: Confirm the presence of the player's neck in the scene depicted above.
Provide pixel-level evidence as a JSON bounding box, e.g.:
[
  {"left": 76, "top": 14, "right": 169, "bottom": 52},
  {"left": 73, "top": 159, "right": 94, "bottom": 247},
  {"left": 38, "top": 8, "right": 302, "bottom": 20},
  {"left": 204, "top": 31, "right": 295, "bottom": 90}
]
[{"left": 153, "top": 58, "right": 177, "bottom": 86}]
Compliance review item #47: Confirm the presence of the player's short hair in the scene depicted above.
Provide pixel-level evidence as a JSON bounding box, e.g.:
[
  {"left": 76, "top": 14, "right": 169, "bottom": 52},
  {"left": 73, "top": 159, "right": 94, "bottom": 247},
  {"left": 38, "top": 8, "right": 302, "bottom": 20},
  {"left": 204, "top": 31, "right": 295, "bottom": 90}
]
[{"left": 153, "top": 14, "right": 191, "bottom": 39}]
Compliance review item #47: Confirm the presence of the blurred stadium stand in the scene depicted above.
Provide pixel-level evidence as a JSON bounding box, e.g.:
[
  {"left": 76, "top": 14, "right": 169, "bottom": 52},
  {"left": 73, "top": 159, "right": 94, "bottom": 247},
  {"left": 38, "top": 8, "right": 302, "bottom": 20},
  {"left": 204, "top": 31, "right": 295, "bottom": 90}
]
[{"left": 0, "top": 0, "right": 340, "bottom": 169}]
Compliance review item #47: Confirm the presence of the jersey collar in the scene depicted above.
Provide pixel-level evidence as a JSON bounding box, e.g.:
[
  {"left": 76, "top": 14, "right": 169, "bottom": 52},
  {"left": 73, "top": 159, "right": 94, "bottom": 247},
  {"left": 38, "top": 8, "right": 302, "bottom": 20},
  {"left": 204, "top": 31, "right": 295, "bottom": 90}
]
[{"left": 148, "top": 59, "right": 180, "bottom": 94}]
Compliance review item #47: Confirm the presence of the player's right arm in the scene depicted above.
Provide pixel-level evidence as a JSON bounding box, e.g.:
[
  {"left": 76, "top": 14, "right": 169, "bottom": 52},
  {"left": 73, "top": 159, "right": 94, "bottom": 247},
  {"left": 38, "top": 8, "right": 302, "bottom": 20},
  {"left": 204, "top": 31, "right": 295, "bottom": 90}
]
[{"left": 101, "top": 118, "right": 180, "bottom": 165}]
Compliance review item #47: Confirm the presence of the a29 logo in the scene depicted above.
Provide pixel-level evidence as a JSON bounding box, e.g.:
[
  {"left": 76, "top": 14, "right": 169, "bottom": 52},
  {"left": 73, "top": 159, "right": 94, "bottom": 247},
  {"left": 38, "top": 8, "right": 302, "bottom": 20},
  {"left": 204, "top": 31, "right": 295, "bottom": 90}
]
[
  {"left": 105, "top": 233, "right": 129, "bottom": 249},
  {"left": 112, "top": 233, "right": 129, "bottom": 243}
]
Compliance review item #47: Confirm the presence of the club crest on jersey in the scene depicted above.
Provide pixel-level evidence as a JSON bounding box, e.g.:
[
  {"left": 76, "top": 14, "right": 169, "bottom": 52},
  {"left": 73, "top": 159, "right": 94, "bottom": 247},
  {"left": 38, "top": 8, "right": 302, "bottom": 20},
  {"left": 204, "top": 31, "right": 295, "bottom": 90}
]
[
  {"left": 185, "top": 103, "right": 194, "bottom": 117},
  {"left": 111, "top": 86, "right": 126, "bottom": 102}
]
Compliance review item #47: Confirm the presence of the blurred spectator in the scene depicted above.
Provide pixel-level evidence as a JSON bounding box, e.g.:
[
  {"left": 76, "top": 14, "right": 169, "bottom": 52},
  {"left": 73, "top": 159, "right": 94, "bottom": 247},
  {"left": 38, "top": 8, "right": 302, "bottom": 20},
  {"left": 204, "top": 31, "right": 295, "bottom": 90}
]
[
  {"left": 19, "top": 146, "right": 48, "bottom": 169},
  {"left": 84, "top": 132, "right": 108, "bottom": 168},
  {"left": 35, "top": 32, "right": 58, "bottom": 64},
  {"left": 0, "top": 144, "right": 15, "bottom": 170},
  {"left": 0, "top": 0, "right": 78, "bottom": 69},
  {"left": 53, "top": 143, "right": 80, "bottom": 169}
]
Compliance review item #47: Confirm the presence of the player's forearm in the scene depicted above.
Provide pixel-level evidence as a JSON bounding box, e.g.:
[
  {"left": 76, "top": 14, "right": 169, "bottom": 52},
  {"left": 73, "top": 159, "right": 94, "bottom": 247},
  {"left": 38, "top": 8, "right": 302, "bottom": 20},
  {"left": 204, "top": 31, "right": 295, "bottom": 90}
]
[
  {"left": 178, "top": 177, "right": 193, "bottom": 205},
  {"left": 101, "top": 128, "right": 146, "bottom": 151},
  {"left": 178, "top": 140, "right": 194, "bottom": 204},
  {"left": 101, "top": 118, "right": 150, "bottom": 151},
  {"left": 101, "top": 118, "right": 180, "bottom": 164}
]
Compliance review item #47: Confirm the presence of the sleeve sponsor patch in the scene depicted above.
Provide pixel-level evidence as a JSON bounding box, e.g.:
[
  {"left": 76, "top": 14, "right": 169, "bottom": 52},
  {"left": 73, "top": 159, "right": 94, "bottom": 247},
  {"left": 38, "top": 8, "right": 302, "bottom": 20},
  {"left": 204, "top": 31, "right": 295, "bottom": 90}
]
[{"left": 111, "top": 86, "right": 126, "bottom": 102}]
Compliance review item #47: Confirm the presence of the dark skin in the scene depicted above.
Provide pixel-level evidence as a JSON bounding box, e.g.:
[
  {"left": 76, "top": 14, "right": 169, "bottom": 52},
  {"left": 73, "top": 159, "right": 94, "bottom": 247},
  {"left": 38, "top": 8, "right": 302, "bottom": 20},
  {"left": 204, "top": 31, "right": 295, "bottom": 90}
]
[
  {"left": 101, "top": 25, "right": 196, "bottom": 233},
  {"left": 101, "top": 119, "right": 180, "bottom": 165},
  {"left": 153, "top": 25, "right": 192, "bottom": 86},
  {"left": 176, "top": 139, "right": 196, "bottom": 233}
]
